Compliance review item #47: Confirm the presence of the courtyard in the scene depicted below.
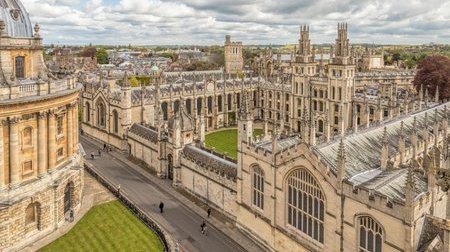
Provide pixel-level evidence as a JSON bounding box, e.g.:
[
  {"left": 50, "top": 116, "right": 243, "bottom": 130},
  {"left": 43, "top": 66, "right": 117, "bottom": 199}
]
[
  {"left": 40, "top": 200, "right": 164, "bottom": 252},
  {"left": 205, "top": 128, "right": 263, "bottom": 159}
]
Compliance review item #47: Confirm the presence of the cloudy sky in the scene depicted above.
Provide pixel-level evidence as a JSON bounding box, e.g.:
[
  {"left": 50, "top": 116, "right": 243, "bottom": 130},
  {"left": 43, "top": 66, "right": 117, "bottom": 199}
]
[{"left": 22, "top": 0, "right": 450, "bottom": 45}]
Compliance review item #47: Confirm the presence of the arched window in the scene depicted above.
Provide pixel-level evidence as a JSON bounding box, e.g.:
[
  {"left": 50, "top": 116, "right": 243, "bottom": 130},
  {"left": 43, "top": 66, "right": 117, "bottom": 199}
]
[
  {"left": 112, "top": 110, "right": 119, "bottom": 134},
  {"left": 227, "top": 94, "right": 232, "bottom": 111},
  {"left": 161, "top": 102, "right": 168, "bottom": 120},
  {"left": 196, "top": 98, "right": 202, "bottom": 115},
  {"left": 96, "top": 101, "right": 106, "bottom": 127},
  {"left": 252, "top": 166, "right": 264, "bottom": 210},
  {"left": 186, "top": 99, "right": 192, "bottom": 114},
  {"left": 85, "top": 102, "right": 91, "bottom": 122},
  {"left": 15, "top": 56, "right": 25, "bottom": 79},
  {"left": 207, "top": 96, "right": 213, "bottom": 114},
  {"left": 174, "top": 100, "right": 180, "bottom": 114},
  {"left": 217, "top": 95, "right": 222, "bottom": 112},
  {"left": 22, "top": 127, "right": 32, "bottom": 147},
  {"left": 359, "top": 216, "right": 383, "bottom": 252},
  {"left": 287, "top": 169, "right": 325, "bottom": 243}
]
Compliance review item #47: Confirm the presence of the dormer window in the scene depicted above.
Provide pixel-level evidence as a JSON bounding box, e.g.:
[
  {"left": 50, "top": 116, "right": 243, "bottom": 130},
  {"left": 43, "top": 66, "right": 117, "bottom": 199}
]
[{"left": 15, "top": 56, "right": 25, "bottom": 79}]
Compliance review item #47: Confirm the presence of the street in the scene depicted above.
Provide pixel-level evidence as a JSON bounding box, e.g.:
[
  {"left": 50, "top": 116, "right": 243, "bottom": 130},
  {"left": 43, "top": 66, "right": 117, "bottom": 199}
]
[{"left": 81, "top": 136, "right": 250, "bottom": 252}]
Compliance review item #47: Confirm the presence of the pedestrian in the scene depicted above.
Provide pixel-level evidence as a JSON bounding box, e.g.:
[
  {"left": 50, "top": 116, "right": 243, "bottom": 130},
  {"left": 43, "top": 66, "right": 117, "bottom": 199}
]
[
  {"left": 159, "top": 202, "right": 164, "bottom": 213},
  {"left": 109, "top": 146, "right": 112, "bottom": 152},
  {"left": 117, "top": 184, "right": 121, "bottom": 195},
  {"left": 80, "top": 129, "right": 84, "bottom": 135},
  {"left": 207, "top": 207, "right": 211, "bottom": 218},
  {"left": 200, "top": 220, "right": 207, "bottom": 235},
  {"left": 91, "top": 152, "right": 94, "bottom": 160},
  {"left": 98, "top": 149, "right": 101, "bottom": 156},
  {"left": 103, "top": 143, "right": 107, "bottom": 150}
]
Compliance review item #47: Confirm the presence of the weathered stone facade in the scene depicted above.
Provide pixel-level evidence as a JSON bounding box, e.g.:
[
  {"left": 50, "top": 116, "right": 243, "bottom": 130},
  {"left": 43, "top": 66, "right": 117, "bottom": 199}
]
[
  {"left": 82, "top": 23, "right": 450, "bottom": 252},
  {"left": 0, "top": 1, "right": 84, "bottom": 251}
]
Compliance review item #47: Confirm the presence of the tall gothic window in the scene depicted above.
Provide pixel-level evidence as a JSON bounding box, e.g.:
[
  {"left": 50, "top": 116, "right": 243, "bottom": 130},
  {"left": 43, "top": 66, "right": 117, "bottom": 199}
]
[
  {"left": 287, "top": 169, "right": 325, "bottom": 243},
  {"left": 217, "top": 95, "right": 222, "bottom": 112},
  {"left": 15, "top": 56, "right": 25, "bottom": 79},
  {"left": 359, "top": 216, "right": 383, "bottom": 252},
  {"left": 85, "top": 102, "right": 91, "bottom": 122},
  {"left": 112, "top": 110, "right": 119, "bottom": 134},
  {"left": 252, "top": 166, "right": 264, "bottom": 210},
  {"left": 97, "top": 102, "right": 106, "bottom": 127}
]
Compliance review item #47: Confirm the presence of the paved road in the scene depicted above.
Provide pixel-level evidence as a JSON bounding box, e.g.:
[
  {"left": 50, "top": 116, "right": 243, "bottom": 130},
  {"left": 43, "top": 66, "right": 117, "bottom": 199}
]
[{"left": 81, "top": 137, "right": 246, "bottom": 252}]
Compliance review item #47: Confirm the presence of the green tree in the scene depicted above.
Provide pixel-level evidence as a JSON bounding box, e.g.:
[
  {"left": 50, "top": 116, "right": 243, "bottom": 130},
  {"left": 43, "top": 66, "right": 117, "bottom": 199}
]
[
  {"left": 96, "top": 48, "right": 109, "bottom": 64},
  {"left": 129, "top": 77, "right": 140, "bottom": 87}
]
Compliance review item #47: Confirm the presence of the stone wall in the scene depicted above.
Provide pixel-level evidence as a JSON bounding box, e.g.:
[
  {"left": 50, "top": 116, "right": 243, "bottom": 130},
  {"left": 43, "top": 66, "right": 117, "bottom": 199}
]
[{"left": 0, "top": 166, "right": 83, "bottom": 252}]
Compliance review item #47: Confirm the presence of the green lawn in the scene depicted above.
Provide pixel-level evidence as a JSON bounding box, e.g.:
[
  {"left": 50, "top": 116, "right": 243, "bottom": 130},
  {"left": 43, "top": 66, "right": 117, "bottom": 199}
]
[
  {"left": 40, "top": 200, "right": 164, "bottom": 252},
  {"left": 205, "top": 128, "right": 263, "bottom": 160}
]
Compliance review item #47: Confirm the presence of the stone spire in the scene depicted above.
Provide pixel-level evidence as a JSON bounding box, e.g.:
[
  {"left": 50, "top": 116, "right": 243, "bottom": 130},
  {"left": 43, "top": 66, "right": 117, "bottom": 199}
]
[
  {"left": 404, "top": 164, "right": 416, "bottom": 223},
  {"left": 398, "top": 121, "right": 405, "bottom": 164},
  {"left": 381, "top": 126, "right": 389, "bottom": 170},
  {"left": 412, "top": 116, "right": 418, "bottom": 159},
  {"left": 435, "top": 85, "right": 439, "bottom": 103},
  {"left": 337, "top": 137, "right": 346, "bottom": 182},
  {"left": 122, "top": 71, "right": 130, "bottom": 88}
]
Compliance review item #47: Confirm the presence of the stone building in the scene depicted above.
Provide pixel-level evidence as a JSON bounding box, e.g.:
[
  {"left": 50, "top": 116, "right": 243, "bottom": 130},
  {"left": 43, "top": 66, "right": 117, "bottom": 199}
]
[
  {"left": 81, "top": 23, "right": 450, "bottom": 251},
  {"left": 0, "top": 1, "right": 83, "bottom": 251},
  {"left": 224, "top": 35, "right": 243, "bottom": 74}
]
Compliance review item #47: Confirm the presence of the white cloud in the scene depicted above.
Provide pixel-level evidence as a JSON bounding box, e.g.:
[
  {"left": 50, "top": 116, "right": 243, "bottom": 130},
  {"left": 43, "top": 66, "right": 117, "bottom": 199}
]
[{"left": 19, "top": 0, "right": 450, "bottom": 45}]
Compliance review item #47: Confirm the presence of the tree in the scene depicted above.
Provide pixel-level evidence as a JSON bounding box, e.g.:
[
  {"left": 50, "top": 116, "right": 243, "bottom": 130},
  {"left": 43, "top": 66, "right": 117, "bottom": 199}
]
[
  {"left": 129, "top": 77, "right": 140, "bottom": 87},
  {"left": 413, "top": 55, "right": 450, "bottom": 100},
  {"left": 96, "top": 48, "right": 109, "bottom": 64}
]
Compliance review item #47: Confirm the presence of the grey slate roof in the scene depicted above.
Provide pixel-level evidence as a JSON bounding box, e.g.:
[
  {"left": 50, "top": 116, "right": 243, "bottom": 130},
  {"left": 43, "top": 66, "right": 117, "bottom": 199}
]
[
  {"left": 255, "top": 135, "right": 301, "bottom": 153},
  {"left": 183, "top": 145, "right": 237, "bottom": 179},
  {"left": 128, "top": 123, "right": 158, "bottom": 143},
  {"left": 314, "top": 102, "right": 450, "bottom": 201}
]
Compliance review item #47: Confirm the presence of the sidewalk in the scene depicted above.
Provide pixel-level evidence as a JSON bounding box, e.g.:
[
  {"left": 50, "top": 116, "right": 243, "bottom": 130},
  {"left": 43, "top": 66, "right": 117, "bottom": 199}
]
[
  {"left": 81, "top": 135, "right": 264, "bottom": 252},
  {"left": 22, "top": 172, "right": 115, "bottom": 251}
]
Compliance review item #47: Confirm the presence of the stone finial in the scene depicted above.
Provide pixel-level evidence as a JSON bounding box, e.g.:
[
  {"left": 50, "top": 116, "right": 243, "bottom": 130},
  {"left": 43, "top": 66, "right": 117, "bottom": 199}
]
[
  {"left": 34, "top": 23, "right": 40, "bottom": 37},
  {"left": 405, "top": 165, "right": 416, "bottom": 205},
  {"left": 435, "top": 85, "right": 439, "bottom": 103}
]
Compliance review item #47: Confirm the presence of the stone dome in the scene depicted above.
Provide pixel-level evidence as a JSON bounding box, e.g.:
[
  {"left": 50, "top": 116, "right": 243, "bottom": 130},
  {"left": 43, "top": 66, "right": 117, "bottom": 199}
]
[
  {"left": 0, "top": 0, "right": 33, "bottom": 38},
  {"left": 168, "top": 103, "right": 194, "bottom": 132}
]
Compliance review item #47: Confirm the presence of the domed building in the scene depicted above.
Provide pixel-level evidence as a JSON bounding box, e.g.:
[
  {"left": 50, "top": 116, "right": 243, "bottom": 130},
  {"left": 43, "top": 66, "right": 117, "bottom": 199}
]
[{"left": 0, "top": 1, "right": 83, "bottom": 251}]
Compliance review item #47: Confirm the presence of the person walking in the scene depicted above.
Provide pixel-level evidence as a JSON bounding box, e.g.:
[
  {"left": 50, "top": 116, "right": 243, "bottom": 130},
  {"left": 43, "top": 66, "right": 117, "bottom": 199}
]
[
  {"left": 117, "top": 184, "right": 121, "bottom": 195},
  {"left": 207, "top": 207, "right": 211, "bottom": 218},
  {"left": 159, "top": 202, "right": 164, "bottom": 213},
  {"left": 91, "top": 152, "right": 95, "bottom": 160},
  {"left": 103, "top": 143, "right": 107, "bottom": 150},
  {"left": 200, "top": 220, "right": 207, "bottom": 235},
  {"left": 98, "top": 149, "right": 101, "bottom": 156}
]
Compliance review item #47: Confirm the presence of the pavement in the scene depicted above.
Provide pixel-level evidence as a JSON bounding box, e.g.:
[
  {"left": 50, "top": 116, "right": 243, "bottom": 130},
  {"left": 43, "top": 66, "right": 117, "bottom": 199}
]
[
  {"left": 22, "top": 172, "right": 115, "bottom": 251},
  {"left": 80, "top": 135, "right": 264, "bottom": 252}
]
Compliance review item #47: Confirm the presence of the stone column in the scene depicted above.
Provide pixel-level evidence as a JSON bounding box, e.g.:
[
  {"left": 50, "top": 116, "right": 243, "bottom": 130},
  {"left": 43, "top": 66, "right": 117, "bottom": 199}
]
[
  {"left": 48, "top": 110, "right": 56, "bottom": 172},
  {"left": 9, "top": 117, "right": 20, "bottom": 186},
  {"left": 0, "top": 119, "right": 5, "bottom": 190},
  {"left": 67, "top": 105, "right": 73, "bottom": 157},
  {"left": 37, "top": 112, "right": 47, "bottom": 177},
  {"left": 74, "top": 104, "right": 79, "bottom": 152}
]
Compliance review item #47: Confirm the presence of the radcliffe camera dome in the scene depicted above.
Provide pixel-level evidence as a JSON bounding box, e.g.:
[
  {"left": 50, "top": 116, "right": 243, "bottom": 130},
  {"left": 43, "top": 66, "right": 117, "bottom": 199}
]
[{"left": 0, "top": 0, "right": 33, "bottom": 38}]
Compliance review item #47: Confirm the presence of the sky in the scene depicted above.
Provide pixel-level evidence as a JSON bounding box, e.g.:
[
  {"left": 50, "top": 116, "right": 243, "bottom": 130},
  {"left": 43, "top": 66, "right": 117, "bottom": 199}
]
[{"left": 22, "top": 0, "right": 450, "bottom": 46}]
